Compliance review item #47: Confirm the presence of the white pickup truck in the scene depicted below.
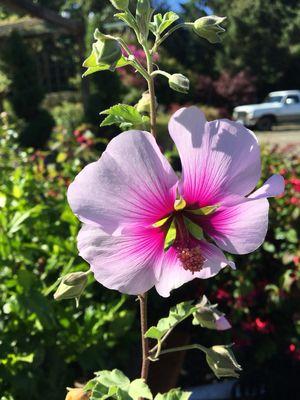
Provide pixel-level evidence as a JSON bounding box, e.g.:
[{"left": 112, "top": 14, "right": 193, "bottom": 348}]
[{"left": 232, "top": 90, "right": 300, "bottom": 131}]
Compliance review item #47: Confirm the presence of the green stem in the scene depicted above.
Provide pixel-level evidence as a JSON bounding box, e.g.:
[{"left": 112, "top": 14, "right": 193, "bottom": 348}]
[
  {"left": 151, "top": 70, "right": 171, "bottom": 79},
  {"left": 152, "top": 23, "right": 192, "bottom": 52},
  {"left": 112, "top": 36, "right": 150, "bottom": 81},
  {"left": 138, "top": 293, "right": 150, "bottom": 381},
  {"left": 159, "top": 344, "right": 208, "bottom": 357},
  {"left": 144, "top": 45, "right": 157, "bottom": 137}
]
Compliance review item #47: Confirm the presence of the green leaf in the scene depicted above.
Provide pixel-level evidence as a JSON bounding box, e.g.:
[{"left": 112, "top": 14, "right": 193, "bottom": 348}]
[
  {"left": 83, "top": 56, "right": 129, "bottom": 77},
  {"left": 155, "top": 389, "right": 191, "bottom": 400},
  {"left": 100, "top": 104, "right": 148, "bottom": 129},
  {"left": 164, "top": 220, "right": 176, "bottom": 251},
  {"left": 128, "top": 379, "right": 152, "bottom": 400},
  {"left": 96, "top": 369, "right": 130, "bottom": 389},
  {"left": 188, "top": 204, "right": 220, "bottom": 216},
  {"left": 115, "top": 12, "right": 139, "bottom": 33},
  {"left": 0, "top": 191, "right": 6, "bottom": 208},
  {"left": 145, "top": 301, "right": 196, "bottom": 340},
  {"left": 150, "top": 11, "right": 179, "bottom": 35},
  {"left": 136, "top": 0, "right": 153, "bottom": 40},
  {"left": 183, "top": 217, "right": 204, "bottom": 240}
]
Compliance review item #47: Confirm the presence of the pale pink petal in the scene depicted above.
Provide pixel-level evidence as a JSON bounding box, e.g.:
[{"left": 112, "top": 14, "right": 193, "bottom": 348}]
[
  {"left": 168, "top": 107, "right": 261, "bottom": 205},
  {"left": 202, "top": 198, "right": 269, "bottom": 254},
  {"left": 216, "top": 315, "right": 232, "bottom": 331},
  {"left": 77, "top": 224, "right": 164, "bottom": 295},
  {"left": 249, "top": 174, "right": 285, "bottom": 200},
  {"left": 68, "top": 130, "right": 178, "bottom": 234},
  {"left": 155, "top": 241, "right": 234, "bottom": 297}
]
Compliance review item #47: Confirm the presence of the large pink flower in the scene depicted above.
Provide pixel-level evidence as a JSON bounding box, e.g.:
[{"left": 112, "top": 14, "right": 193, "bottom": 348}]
[{"left": 67, "top": 107, "right": 284, "bottom": 297}]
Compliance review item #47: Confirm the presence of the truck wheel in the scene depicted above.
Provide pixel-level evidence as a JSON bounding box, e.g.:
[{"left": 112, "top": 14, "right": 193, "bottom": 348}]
[{"left": 256, "top": 116, "right": 273, "bottom": 131}]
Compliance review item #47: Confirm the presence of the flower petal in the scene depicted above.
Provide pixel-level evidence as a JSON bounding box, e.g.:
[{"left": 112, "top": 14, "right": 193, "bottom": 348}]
[
  {"left": 77, "top": 224, "right": 164, "bottom": 295},
  {"left": 68, "top": 130, "right": 178, "bottom": 234},
  {"left": 203, "top": 198, "right": 269, "bottom": 254},
  {"left": 248, "top": 174, "right": 285, "bottom": 200},
  {"left": 168, "top": 106, "right": 261, "bottom": 205},
  {"left": 155, "top": 241, "right": 234, "bottom": 297}
]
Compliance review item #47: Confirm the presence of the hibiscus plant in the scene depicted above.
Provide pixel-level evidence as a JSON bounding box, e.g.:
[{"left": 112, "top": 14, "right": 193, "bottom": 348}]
[{"left": 54, "top": 1, "right": 285, "bottom": 399}]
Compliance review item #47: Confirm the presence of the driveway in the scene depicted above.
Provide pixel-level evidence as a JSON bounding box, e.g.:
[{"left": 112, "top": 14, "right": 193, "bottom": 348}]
[{"left": 254, "top": 123, "right": 300, "bottom": 147}]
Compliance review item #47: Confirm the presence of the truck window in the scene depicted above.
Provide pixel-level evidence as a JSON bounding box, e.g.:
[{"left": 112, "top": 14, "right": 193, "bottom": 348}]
[
  {"left": 264, "top": 95, "right": 283, "bottom": 103},
  {"left": 285, "top": 95, "right": 299, "bottom": 104}
]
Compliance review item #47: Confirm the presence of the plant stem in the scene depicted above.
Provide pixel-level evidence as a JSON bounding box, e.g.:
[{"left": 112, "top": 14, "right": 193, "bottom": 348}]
[
  {"left": 152, "top": 23, "right": 190, "bottom": 52},
  {"left": 138, "top": 293, "right": 150, "bottom": 381},
  {"left": 144, "top": 45, "right": 157, "bottom": 137},
  {"left": 159, "top": 343, "right": 208, "bottom": 356}
]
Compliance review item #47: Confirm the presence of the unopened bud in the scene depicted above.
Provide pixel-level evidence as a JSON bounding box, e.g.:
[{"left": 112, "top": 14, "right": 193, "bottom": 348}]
[
  {"left": 66, "top": 388, "right": 90, "bottom": 400},
  {"left": 169, "top": 73, "right": 190, "bottom": 94},
  {"left": 109, "top": 0, "right": 129, "bottom": 10},
  {"left": 135, "top": 92, "right": 156, "bottom": 113},
  {"left": 193, "top": 16, "right": 226, "bottom": 44},
  {"left": 192, "top": 295, "right": 231, "bottom": 331},
  {"left": 93, "top": 29, "right": 122, "bottom": 69},
  {"left": 206, "top": 345, "right": 242, "bottom": 379},
  {"left": 83, "top": 29, "right": 122, "bottom": 72},
  {"left": 54, "top": 272, "right": 88, "bottom": 304}
]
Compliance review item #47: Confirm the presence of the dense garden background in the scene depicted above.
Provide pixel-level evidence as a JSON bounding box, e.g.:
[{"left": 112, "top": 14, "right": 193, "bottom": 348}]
[{"left": 0, "top": 1, "right": 299, "bottom": 399}]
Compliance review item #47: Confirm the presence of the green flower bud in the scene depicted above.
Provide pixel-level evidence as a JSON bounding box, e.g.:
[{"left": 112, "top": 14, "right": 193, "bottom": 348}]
[
  {"left": 206, "top": 345, "right": 242, "bottom": 379},
  {"left": 109, "top": 0, "right": 129, "bottom": 10},
  {"left": 193, "top": 16, "right": 226, "bottom": 44},
  {"left": 192, "top": 295, "right": 231, "bottom": 331},
  {"left": 168, "top": 73, "right": 190, "bottom": 94},
  {"left": 54, "top": 272, "right": 88, "bottom": 305},
  {"left": 91, "top": 29, "right": 122, "bottom": 70},
  {"left": 135, "top": 92, "right": 157, "bottom": 113}
]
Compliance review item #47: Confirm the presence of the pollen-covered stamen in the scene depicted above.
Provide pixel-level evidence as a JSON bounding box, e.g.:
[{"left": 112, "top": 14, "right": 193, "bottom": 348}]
[{"left": 177, "top": 245, "right": 205, "bottom": 274}]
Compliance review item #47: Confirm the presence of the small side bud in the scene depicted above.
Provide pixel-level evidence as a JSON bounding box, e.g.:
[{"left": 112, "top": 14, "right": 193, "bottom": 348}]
[
  {"left": 136, "top": 92, "right": 153, "bottom": 113},
  {"left": 54, "top": 272, "right": 88, "bottom": 305},
  {"left": 193, "top": 295, "right": 231, "bottom": 331},
  {"left": 206, "top": 345, "right": 242, "bottom": 379},
  {"left": 109, "top": 0, "right": 129, "bottom": 10},
  {"left": 193, "top": 16, "right": 226, "bottom": 44},
  {"left": 168, "top": 73, "right": 190, "bottom": 94}
]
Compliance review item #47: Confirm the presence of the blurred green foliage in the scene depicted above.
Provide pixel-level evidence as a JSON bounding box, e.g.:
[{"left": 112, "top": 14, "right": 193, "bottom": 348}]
[{"left": 0, "top": 114, "right": 137, "bottom": 400}]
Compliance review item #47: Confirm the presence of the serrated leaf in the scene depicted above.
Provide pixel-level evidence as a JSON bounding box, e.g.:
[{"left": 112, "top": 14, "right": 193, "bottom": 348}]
[
  {"left": 164, "top": 220, "right": 176, "bottom": 251},
  {"left": 128, "top": 379, "right": 152, "bottom": 400},
  {"left": 150, "top": 11, "right": 179, "bottom": 35},
  {"left": 100, "top": 104, "right": 147, "bottom": 129},
  {"left": 183, "top": 217, "right": 204, "bottom": 240},
  {"left": 145, "top": 301, "right": 196, "bottom": 340},
  {"left": 155, "top": 389, "right": 191, "bottom": 400}
]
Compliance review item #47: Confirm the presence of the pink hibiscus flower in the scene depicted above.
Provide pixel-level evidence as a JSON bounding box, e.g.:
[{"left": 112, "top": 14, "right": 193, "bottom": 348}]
[{"left": 67, "top": 107, "right": 284, "bottom": 297}]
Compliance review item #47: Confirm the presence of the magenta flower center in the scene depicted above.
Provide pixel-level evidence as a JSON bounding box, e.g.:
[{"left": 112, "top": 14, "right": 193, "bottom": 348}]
[{"left": 157, "top": 200, "right": 207, "bottom": 273}]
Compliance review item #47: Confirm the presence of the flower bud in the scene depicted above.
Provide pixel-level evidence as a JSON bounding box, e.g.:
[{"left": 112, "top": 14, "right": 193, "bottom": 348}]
[
  {"left": 109, "top": 0, "right": 129, "bottom": 10},
  {"left": 192, "top": 295, "right": 231, "bottom": 331},
  {"left": 135, "top": 92, "right": 156, "bottom": 113},
  {"left": 66, "top": 388, "right": 90, "bottom": 400},
  {"left": 206, "top": 345, "right": 242, "bottom": 379},
  {"left": 54, "top": 272, "right": 88, "bottom": 304},
  {"left": 92, "top": 29, "right": 122, "bottom": 70},
  {"left": 193, "top": 16, "right": 226, "bottom": 44},
  {"left": 168, "top": 73, "right": 190, "bottom": 94}
]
